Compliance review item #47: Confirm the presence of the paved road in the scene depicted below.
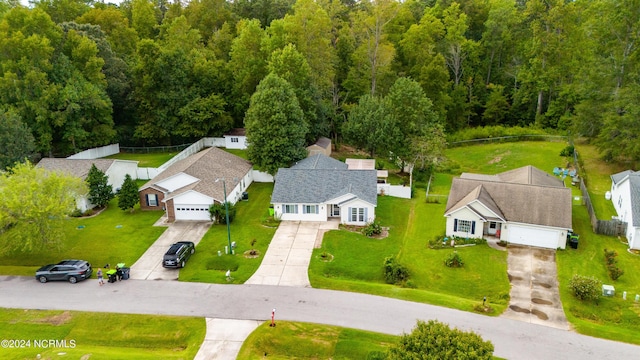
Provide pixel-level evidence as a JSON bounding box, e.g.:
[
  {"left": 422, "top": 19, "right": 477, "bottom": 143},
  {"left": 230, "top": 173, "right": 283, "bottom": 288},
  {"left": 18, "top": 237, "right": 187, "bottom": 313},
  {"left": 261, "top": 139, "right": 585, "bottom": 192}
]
[{"left": 1, "top": 276, "right": 638, "bottom": 360}]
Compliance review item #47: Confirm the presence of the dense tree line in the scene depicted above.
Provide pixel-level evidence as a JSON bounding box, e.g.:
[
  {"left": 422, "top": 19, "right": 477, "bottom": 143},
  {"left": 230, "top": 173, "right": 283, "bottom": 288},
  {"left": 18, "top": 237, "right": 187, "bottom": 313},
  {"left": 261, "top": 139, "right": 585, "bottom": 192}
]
[{"left": 1, "top": 0, "right": 639, "bottom": 162}]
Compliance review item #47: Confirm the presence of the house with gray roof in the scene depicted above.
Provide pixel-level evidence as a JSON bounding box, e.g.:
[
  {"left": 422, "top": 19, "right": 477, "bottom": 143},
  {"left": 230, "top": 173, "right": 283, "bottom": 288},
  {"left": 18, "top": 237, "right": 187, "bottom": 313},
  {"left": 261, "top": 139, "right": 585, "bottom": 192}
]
[
  {"left": 445, "top": 165, "right": 573, "bottom": 249},
  {"left": 610, "top": 170, "right": 640, "bottom": 249},
  {"left": 271, "top": 154, "right": 377, "bottom": 225},
  {"left": 37, "top": 158, "right": 138, "bottom": 212},
  {"left": 139, "top": 147, "right": 252, "bottom": 222}
]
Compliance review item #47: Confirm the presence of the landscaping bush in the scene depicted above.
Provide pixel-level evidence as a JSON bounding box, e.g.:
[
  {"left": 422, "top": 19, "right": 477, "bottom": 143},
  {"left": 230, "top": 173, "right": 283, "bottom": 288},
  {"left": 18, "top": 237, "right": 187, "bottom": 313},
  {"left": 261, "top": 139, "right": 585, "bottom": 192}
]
[
  {"left": 445, "top": 251, "right": 464, "bottom": 268},
  {"left": 362, "top": 221, "right": 382, "bottom": 237},
  {"left": 560, "top": 145, "right": 575, "bottom": 157},
  {"left": 604, "top": 248, "right": 624, "bottom": 280},
  {"left": 383, "top": 256, "right": 410, "bottom": 284},
  {"left": 446, "top": 125, "right": 550, "bottom": 145},
  {"left": 209, "top": 202, "right": 237, "bottom": 224},
  {"left": 569, "top": 274, "right": 601, "bottom": 301}
]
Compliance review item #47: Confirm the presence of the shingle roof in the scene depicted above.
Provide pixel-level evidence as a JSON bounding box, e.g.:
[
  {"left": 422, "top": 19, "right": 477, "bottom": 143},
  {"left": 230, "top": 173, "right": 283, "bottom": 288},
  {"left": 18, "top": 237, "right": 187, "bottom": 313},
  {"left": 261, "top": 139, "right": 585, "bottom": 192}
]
[
  {"left": 141, "top": 147, "right": 252, "bottom": 202},
  {"left": 314, "top": 137, "right": 331, "bottom": 149},
  {"left": 611, "top": 170, "right": 640, "bottom": 226},
  {"left": 36, "top": 158, "right": 116, "bottom": 179},
  {"left": 224, "top": 128, "right": 246, "bottom": 136},
  {"left": 446, "top": 166, "right": 572, "bottom": 229},
  {"left": 291, "top": 154, "right": 348, "bottom": 170},
  {"left": 272, "top": 168, "right": 377, "bottom": 205}
]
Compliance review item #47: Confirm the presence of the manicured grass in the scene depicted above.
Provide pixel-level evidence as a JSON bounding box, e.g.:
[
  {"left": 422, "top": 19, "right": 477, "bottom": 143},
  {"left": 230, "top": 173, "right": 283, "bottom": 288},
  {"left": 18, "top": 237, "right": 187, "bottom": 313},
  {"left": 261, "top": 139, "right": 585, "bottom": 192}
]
[
  {"left": 0, "top": 201, "right": 166, "bottom": 275},
  {"left": 310, "top": 196, "right": 509, "bottom": 314},
  {"left": 556, "top": 204, "right": 640, "bottom": 345},
  {"left": 223, "top": 148, "right": 248, "bottom": 160},
  {"left": 105, "top": 152, "right": 177, "bottom": 167},
  {"left": 237, "top": 321, "right": 397, "bottom": 359},
  {"left": 445, "top": 140, "right": 567, "bottom": 175},
  {"left": 0, "top": 308, "right": 204, "bottom": 360},
  {"left": 179, "top": 182, "right": 277, "bottom": 283}
]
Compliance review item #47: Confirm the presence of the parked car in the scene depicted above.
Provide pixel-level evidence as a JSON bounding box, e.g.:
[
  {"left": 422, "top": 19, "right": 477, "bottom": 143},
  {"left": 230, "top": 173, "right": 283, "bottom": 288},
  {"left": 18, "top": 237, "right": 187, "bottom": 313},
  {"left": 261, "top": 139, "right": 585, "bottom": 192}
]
[
  {"left": 163, "top": 241, "right": 195, "bottom": 268},
  {"left": 35, "top": 260, "right": 93, "bottom": 284}
]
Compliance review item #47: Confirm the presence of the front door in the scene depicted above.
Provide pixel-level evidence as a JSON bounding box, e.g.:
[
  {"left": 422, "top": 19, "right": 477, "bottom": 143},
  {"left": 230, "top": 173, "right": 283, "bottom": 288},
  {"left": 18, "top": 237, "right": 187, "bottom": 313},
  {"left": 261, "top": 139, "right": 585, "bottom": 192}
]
[
  {"left": 488, "top": 222, "right": 498, "bottom": 235},
  {"left": 331, "top": 204, "right": 340, "bottom": 217}
]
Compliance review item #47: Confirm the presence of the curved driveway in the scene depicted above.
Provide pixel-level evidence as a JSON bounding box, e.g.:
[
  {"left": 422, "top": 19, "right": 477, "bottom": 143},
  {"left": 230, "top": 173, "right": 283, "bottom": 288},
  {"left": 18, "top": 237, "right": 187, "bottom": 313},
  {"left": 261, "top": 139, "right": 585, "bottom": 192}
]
[{"left": 1, "top": 276, "right": 638, "bottom": 360}]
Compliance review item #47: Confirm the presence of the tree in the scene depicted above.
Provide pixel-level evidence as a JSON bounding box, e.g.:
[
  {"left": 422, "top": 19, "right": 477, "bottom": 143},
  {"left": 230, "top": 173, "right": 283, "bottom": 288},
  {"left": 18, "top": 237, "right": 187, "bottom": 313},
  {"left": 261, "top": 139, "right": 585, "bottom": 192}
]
[
  {"left": 245, "top": 73, "right": 308, "bottom": 175},
  {"left": 342, "top": 94, "right": 387, "bottom": 157},
  {"left": 387, "top": 320, "right": 494, "bottom": 360},
  {"left": 86, "top": 163, "right": 113, "bottom": 208},
  {"left": 208, "top": 201, "right": 237, "bottom": 224},
  {"left": 117, "top": 174, "right": 139, "bottom": 212},
  {"left": 0, "top": 110, "right": 36, "bottom": 170},
  {"left": 0, "top": 161, "right": 87, "bottom": 253}
]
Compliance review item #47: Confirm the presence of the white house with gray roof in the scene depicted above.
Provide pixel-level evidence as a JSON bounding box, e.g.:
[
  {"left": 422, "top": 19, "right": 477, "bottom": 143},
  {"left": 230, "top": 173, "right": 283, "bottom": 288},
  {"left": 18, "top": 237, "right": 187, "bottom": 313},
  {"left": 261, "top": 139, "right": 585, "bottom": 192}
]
[
  {"left": 271, "top": 155, "right": 377, "bottom": 225},
  {"left": 445, "top": 166, "right": 573, "bottom": 249},
  {"left": 610, "top": 170, "right": 640, "bottom": 249}
]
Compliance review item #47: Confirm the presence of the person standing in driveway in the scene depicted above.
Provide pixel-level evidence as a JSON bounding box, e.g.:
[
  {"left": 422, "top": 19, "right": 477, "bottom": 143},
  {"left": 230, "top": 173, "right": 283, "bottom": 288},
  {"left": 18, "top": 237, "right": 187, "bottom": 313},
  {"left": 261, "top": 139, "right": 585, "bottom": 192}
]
[{"left": 97, "top": 268, "right": 104, "bottom": 286}]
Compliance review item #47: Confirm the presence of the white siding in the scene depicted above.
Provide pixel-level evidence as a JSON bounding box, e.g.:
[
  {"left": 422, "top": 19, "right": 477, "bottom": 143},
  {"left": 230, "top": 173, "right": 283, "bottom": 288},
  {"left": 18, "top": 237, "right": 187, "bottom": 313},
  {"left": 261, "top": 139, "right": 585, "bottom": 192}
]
[
  {"left": 106, "top": 160, "right": 138, "bottom": 191},
  {"left": 340, "top": 198, "right": 375, "bottom": 225},
  {"left": 445, "top": 207, "right": 484, "bottom": 239},
  {"left": 224, "top": 135, "right": 248, "bottom": 150},
  {"left": 272, "top": 203, "right": 328, "bottom": 222},
  {"left": 611, "top": 177, "right": 639, "bottom": 249}
]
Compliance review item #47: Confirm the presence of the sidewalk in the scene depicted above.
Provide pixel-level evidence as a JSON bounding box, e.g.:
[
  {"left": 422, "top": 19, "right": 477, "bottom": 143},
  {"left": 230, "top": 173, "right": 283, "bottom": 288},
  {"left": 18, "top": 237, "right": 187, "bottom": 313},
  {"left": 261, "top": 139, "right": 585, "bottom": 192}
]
[{"left": 194, "top": 318, "right": 261, "bottom": 360}]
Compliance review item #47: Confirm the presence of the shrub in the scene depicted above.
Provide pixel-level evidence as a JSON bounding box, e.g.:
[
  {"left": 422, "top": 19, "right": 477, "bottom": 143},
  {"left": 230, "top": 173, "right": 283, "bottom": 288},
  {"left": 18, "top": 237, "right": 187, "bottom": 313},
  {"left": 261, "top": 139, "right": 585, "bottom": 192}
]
[
  {"left": 209, "top": 202, "right": 237, "bottom": 224},
  {"left": 608, "top": 265, "right": 624, "bottom": 280},
  {"left": 560, "top": 145, "right": 575, "bottom": 157},
  {"left": 569, "top": 274, "right": 601, "bottom": 301},
  {"left": 383, "top": 256, "right": 410, "bottom": 284},
  {"left": 604, "top": 249, "right": 624, "bottom": 280},
  {"left": 445, "top": 251, "right": 464, "bottom": 268},
  {"left": 362, "top": 221, "right": 382, "bottom": 237}
]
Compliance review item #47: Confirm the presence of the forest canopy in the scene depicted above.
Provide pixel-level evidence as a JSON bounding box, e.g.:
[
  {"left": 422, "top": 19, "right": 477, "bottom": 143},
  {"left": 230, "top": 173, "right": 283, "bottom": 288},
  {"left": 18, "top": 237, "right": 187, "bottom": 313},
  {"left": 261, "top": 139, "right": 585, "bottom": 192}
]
[{"left": 0, "top": 0, "right": 638, "bottom": 162}]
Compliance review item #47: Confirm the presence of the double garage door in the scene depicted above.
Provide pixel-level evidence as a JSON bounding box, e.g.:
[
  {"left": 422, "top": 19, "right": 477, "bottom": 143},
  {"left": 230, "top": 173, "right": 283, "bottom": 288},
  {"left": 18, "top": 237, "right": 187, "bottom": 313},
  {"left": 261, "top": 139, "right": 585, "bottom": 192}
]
[
  {"left": 508, "top": 225, "right": 560, "bottom": 249},
  {"left": 174, "top": 204, "right": 210, "bottom": 221}
]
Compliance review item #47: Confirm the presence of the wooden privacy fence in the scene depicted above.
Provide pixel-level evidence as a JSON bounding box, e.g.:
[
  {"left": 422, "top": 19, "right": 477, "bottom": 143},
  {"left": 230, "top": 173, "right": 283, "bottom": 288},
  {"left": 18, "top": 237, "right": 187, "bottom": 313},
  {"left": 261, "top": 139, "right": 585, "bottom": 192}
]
[{"left": 575, "top": 151, "right": 627, "bottom": 236}]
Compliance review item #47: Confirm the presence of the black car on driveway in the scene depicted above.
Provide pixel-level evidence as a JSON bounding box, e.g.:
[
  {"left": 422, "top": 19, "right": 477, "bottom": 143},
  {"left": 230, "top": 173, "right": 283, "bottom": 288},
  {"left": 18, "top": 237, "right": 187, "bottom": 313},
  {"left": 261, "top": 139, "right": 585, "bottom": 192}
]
[
  {"left": 35, "top": 260, "right": 93, "bottom": 284},
  {"left": 163, "top": 241, "right": 195, "bottom": 268}
]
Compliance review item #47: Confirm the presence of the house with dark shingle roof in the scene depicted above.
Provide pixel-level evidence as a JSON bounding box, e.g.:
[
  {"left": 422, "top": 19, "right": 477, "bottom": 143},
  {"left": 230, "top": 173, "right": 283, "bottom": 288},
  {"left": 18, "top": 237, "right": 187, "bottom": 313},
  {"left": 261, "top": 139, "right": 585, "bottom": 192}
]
[
  {"left": 37, "top": 158, "right": 138, "bottom": 212},
  {"left": 139, "top": 147, "right": 252, "bottom": 222},
  {"left": 271, "top": 154, "right": 377, "bottom": 225},
  {"left": 445, "top": 166, "right": 573, "bottom": 249},
  {"left": 610, "top": 170, "right": 640, "bottom": 249}
]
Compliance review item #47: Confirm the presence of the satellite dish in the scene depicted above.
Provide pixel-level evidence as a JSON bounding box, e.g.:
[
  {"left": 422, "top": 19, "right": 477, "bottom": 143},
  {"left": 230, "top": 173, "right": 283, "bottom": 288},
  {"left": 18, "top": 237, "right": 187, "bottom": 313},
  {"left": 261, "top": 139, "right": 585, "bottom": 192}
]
[{"left": 605, "top": 191, "right": 612, "bottom": 200}]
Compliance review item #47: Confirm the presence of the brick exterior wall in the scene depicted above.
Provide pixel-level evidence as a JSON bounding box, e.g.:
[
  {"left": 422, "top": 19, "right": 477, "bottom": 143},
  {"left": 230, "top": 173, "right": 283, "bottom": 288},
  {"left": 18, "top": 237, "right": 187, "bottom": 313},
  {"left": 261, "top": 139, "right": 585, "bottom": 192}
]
[
  {"left": 165, "top": 198, "right": 175, "bottom": 222},
  {"left": 139, "top": 188, "right": 165, "bottom": 211}
]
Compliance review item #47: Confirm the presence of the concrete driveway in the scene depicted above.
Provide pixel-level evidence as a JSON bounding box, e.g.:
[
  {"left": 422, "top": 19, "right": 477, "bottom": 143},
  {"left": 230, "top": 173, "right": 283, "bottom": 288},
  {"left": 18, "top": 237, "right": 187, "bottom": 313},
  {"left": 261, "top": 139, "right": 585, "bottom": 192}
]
[
  {"left": 129, "top": 219, "right": 211, "bottom": 280},
  {"left": 245, "top": 220, "right": 339, "bottom": 287},
  {"left": 501, "top": 245, "right": 570, "bottom": 330}
]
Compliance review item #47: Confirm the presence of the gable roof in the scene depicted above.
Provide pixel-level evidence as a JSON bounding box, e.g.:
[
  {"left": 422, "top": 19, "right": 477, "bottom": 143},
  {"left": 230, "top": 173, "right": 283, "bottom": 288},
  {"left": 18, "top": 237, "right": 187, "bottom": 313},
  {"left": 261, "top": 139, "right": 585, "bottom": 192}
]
[
  {"left": 291, "top": 154, "right": 348, "bottom": 170},
  {"left": 36, "top": 158, "right": 116, "bottom": 179},
  {"left": 611, "top": 170, "right": 640, "bottom": 226},
  {"left": 272, "top": 168, "right": 377, "bottom": 206},
  {"left": 446, "top": 166, "right": 572, "bottom": 229},
  {"left": 141, "top": 147, "right": 252, "bottom": 202},
  {"left": 312, "top": 136, "right": 331, "bottom": 149}
]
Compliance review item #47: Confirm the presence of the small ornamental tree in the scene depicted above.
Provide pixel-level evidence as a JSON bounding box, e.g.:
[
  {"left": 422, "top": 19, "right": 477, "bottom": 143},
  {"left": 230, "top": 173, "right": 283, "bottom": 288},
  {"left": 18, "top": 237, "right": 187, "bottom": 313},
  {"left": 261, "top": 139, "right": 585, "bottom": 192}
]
[
  {"left": 209, "top": 202, "right": 237, "bottom": 224},
  {"left": 383, "top": 256, "right": 410, "bottom": 284},
  {"left": 117, "top": 174, "right": 139, "bottom": 212},
  {"left": 569, "top": 274, "right": 601, "bottom": 301},
  {"left": 388, "top": 320, "right": 494, "bottom": 360},
  {"left": 86, "top": 164, "right": 113, "bottom": 208}
]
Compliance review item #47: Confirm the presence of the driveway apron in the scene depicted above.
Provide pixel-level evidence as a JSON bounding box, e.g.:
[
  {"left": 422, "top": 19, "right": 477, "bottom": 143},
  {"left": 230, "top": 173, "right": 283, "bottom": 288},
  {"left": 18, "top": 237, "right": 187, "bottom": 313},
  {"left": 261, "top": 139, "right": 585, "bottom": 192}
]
[
  {"left": 502, "top": 245, "right": 570, "bottom": 330},
  {"left": 129, "top": 220, "right": 211, "bottom": 280},
  {"left": 245, "top": 220, "right": 338, "bottom": 287}
]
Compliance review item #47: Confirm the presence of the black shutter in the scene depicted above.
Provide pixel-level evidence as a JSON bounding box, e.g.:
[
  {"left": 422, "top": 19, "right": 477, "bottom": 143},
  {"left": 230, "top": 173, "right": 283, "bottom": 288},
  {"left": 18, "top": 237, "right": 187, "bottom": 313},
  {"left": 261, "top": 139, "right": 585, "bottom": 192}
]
[
  {"left": 145, "top": 194, "right": 149, "bottom": 206},
  {"left": 454, "top": 219, "right": 458, "bottom": 231},
  {"left": 471, "top": 221, "right": 476, "bottom": 234}
]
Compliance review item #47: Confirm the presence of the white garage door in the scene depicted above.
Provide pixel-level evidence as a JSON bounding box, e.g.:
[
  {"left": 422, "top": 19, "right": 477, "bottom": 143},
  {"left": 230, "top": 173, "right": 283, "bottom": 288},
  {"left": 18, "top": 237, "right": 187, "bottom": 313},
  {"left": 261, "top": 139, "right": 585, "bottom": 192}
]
[
  {"left": 174, "top": 204, "right": 211, "bottom": 221},
  {"left": 508, "top": 225, "right": 559, "bottom": 249}
]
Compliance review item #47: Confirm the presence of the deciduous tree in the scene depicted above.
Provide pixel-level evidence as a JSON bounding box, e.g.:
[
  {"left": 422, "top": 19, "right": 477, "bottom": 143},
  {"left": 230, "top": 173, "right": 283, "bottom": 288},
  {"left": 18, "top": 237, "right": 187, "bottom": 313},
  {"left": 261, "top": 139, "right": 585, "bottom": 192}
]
[{"left": 0, "top": 110, "right": 36, "bottom": 170}]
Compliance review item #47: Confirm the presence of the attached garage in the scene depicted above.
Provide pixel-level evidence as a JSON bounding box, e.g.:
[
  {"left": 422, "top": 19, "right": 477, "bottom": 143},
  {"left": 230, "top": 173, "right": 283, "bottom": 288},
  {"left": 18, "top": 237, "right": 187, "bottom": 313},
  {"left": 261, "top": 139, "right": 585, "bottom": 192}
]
[
  {"left": 174, "top": 205, "right": 210, "bottom": 221},
  {"left": 507, "top": 224, "right": 562, "bottom": 249}
]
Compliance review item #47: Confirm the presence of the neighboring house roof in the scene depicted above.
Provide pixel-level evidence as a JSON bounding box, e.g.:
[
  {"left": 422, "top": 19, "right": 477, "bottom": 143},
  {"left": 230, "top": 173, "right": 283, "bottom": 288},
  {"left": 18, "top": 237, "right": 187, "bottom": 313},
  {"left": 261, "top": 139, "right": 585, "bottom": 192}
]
[
  {"left": 272, "top": 168, "right": 377, "bottom": 206},
  {"left": 611, "top": 170, "right": 640, "bottom": 227},
  {"left": 141, "top": 147, "right": 252, "bottom": 202},
  {"left": 446, "top": 166, "right": 572, "bottom": 229},
  {"left": 224, "top": 128, "right": 246, "bottom": 136},
  {"left": 345, "top": 158, "right": 375, "bottom": 170},
  {"left": 36, "top": 158, "right": 116, "bottom": 179},
  {"left": 291, "top": 154, "right": 348, "bottom": 170}
]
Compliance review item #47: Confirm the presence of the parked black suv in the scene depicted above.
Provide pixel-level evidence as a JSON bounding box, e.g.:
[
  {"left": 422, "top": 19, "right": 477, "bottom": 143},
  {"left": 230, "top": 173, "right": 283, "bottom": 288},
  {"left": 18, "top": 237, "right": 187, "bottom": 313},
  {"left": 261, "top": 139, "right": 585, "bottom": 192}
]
[
  {"left": 35, "top": 260, "right": 93, "bottom": 284},
  {"left": 163, "top": 241, "right": 195, "bottom": 268}
]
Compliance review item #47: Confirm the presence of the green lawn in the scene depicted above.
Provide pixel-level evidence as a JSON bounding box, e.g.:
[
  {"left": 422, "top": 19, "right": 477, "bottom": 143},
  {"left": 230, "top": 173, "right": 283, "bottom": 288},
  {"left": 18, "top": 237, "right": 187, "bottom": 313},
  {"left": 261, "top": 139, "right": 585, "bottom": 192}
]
[
  {"left": 237, "top": 321, "right": 397, "bottom": 359},
  {"left": 0, "top": 201, "right": 166, "bottom": 276},
  {"left": 0, "top": 308, "right": 204, "bottom": 360},
  {"left": 310, "top": 195, "right": 510, "bottom": 314},
  {"left": 557, "top": 204, "right": 640, "bottom": 344},
  {"left": 179, "top": 182, "right": 277, "bottom": 283},
  {"left": 105, "top": 152, "right": 177, "bottom": 167},
  {"left": 223, "top": 148, "right": 249, "bottom": 160}
]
